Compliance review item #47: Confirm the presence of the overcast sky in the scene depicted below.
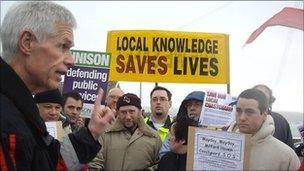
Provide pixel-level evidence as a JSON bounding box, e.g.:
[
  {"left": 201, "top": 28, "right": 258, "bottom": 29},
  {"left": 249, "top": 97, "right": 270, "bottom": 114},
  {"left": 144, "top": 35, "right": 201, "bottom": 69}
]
[{"left": 1, "top": 1, "right": 303, "bottom": 114}]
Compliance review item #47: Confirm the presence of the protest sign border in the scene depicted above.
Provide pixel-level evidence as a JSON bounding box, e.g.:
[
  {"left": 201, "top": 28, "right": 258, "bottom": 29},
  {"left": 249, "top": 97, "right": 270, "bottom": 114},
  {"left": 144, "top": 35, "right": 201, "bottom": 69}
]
[{"left": 186, "top": 126, "right": 251, "bottom": 170}]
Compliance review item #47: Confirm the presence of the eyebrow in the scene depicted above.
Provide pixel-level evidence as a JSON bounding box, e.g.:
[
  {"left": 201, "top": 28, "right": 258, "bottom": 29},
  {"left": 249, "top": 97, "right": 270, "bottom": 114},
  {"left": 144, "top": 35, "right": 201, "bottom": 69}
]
[
  {"left": 65, "top": 39, "right": 74, "bottom": 47},
  {"left": 152, "top": 96, "right": 167, "bottom": 98}
]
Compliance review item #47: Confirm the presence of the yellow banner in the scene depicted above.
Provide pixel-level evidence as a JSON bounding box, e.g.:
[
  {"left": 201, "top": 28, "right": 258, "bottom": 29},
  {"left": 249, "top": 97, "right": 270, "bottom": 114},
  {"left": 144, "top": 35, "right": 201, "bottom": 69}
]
[{"left": 107, "top": 30, "right": 229, "bottom": 84}]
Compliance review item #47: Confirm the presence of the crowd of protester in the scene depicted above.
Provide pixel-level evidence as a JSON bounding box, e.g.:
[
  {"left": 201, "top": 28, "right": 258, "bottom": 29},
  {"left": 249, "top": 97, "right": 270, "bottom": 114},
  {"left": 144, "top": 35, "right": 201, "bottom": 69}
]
[{"left": 1, "top": 1, "right": 303, "bottom": 171}]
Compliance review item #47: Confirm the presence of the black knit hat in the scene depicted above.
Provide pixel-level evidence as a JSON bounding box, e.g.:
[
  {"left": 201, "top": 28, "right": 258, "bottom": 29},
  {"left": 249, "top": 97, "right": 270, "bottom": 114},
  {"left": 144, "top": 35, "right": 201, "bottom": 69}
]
[
  {"left": 116, "top": 93, "right": 142, "bottom": 110},
  {"left": 34, "top": 89, "right": 63, "bottom": 106}
]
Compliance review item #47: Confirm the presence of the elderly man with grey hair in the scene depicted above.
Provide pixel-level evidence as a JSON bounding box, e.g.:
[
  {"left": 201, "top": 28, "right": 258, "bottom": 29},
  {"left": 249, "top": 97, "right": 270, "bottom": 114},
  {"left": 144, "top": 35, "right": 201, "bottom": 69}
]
[{"left": 0, "top": 1, "right": 114, "bottom": 170}]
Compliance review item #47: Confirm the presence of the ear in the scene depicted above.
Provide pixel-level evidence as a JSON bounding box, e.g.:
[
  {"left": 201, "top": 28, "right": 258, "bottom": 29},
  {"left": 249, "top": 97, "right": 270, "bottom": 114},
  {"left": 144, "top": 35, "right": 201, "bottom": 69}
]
[
  {"left": 18, "top": 30, "right": 37, "bottom": 55},
  {"left": 180, "top": 139, "right": 186, "bottom": 145},
  {"left": 169, "top": 100, "right": 172, "bottom": 108},
  {"left": 138, "top": 108, "right": 143, "bottom": 116},
  {"left": 262, "top": 111, "right": 267, "bottom": 121}
]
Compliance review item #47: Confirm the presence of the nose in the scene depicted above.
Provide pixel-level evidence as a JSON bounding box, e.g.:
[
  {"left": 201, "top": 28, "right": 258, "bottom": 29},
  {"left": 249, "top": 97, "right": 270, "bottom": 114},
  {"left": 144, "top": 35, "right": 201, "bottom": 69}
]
[
  {"left": 125, "top": 112, "right": 132, "bottom": 120},
  {"left": 238, "top": 112, "right": 247, "bottom": 121},
  {"left": 189, "top": 104, "right": 196, "bottom": 110},
  {"left": 64, "top": 51, "right": 75, "bottom": 68},
  {"left": 49, "top": 108, "right": 59, "bottom": 118},
  {"left": 190, "top": 104, "right": 195, "bottom": 108},
  {"left": 72, "top": 108, "right": 78, "bottom": 115},
  {"left": 50, "top": 107, "right": 57, "bottom": 114}
]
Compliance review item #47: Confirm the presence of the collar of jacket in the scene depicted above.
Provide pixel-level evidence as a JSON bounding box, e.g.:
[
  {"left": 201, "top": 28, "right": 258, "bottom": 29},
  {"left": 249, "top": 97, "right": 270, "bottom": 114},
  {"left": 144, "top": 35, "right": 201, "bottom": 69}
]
[
  {"left": 0, "top": 58, "right": 47, "bottom": 136},
  {"left": 146, "top": 115, "right": 172, "bottom": 129},
  {"left": 228, "top": 115, "right": 275, "bottom": 144},
  {"left": 252, "top": 115, "right": 274, "bottom": 144},
  {"left": 106, "top": 116, "right": 158, "bottom": 138}
]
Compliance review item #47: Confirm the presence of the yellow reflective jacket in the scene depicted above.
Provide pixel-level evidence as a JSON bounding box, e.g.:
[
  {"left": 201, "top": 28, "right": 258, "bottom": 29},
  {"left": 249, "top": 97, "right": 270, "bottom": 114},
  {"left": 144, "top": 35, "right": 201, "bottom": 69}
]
[{"left": 144, "top": 116, "right": 172, "bottom": 141}]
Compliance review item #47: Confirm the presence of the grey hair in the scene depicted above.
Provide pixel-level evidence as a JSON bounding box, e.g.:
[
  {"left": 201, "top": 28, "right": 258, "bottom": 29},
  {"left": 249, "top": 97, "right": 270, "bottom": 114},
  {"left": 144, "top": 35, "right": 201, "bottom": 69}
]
[{"left": 0, "top": 1, "right": 77, "bottom": 63}]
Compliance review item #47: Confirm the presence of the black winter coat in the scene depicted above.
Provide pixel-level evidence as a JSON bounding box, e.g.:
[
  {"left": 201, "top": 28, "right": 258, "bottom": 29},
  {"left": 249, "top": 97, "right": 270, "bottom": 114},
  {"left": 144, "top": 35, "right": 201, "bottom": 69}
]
[
  {"left": 0, "top": 58, "right": 101, "bottom": 170},
  {"left": 158, "top": 151, "right": 187, "bottom": 171},
  {"left": 271, "top": 111, "right": 295, "bottom": 150}
]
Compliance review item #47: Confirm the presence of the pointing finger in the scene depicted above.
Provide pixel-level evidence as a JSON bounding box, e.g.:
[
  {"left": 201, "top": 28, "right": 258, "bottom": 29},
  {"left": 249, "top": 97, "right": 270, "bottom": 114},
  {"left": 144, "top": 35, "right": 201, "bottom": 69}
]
[
  {"left": 104, "top": 107, "right": 115, "bottom": 123},
  {"left": 94, "top": 88, "right": 104, "bottom": 107}
]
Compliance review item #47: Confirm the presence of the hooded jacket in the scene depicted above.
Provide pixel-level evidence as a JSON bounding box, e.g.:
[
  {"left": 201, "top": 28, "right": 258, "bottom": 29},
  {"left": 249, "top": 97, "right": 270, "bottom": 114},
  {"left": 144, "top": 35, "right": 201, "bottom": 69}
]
[
  {"left": 176, "top": 91, "right": 205, "bottom": 119},
  {"left": 89, "top": 115, "right": 162, "bottom": 170},
  {"left": 159, "top": 91, "right": 204, "bottom": 158},
  {"left": 228, "top": 115, "right": 300, "bottom": 170}
]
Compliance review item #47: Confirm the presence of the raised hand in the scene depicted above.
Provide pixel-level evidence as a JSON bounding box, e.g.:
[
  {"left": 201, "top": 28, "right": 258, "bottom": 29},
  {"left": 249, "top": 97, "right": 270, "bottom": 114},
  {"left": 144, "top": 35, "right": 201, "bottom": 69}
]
[
  {"left": 88, "top": 88, "right": 115, "bottom": 140},
  {"left": 76, "top": 116, "right": 85, "bottom": 127}
]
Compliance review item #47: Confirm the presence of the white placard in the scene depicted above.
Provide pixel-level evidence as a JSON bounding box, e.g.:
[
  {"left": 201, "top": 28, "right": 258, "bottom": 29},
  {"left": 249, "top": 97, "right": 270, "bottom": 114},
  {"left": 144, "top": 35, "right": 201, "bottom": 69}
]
[
  {"left": 187, "top": 127, "right": 251, "bottom": 170},
  {"left": 199, "top": 90, "right": 237, "bottom": 127}
]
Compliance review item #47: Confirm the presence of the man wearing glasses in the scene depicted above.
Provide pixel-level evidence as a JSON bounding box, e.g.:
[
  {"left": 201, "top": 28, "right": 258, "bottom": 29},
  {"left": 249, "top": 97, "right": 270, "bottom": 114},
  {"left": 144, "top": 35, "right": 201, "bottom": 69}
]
[
  {"left": 145, "top": 86, "right": 172, "bottom": 141},
  {"left": 159, "top": 90, "right": 205, "bottom": 157},
  {"left": 106, "top": 87, "right": 124, "bottom": 117}
]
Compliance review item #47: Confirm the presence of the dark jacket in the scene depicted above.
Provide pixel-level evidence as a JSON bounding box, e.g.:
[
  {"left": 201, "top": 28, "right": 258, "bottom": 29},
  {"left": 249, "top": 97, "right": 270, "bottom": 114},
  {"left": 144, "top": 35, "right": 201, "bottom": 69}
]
[
  {"left": 158, "top": 152, "right": 187, "bottom": 171},
  {"left": 158, "top": 91, "right": 204, "bottom": 158},
  {"left": 271, "top": 111, "right": 295, "bottom": 150},
  {"left": 0, "top": 58, "right": 101, "bottom": 170},
  {"left": 176, "top": 91, "right": 205, "bottom": 119}
]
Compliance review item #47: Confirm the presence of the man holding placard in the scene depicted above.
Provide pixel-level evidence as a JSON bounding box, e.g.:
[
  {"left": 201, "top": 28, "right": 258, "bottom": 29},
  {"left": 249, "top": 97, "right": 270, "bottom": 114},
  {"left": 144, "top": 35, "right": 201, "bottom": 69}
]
[
  {"left": 35, "top": 89, "right": 73, "bottom": 135},
  {"left": 229, "top": 88, "right": 300, "bottom": 170},
  {"left": 35, "top": 89, "right": 88, "bottom": 170}
]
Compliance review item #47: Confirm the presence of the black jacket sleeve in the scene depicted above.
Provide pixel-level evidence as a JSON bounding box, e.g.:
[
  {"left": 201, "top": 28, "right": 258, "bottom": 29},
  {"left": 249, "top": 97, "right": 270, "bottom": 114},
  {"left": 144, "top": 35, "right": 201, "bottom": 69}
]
[
  {"left": 68, "top": 127, "right": 101, "bottom": 163},
  {"left": 271, "top": 112, "right": 295, "bottom": 150}
]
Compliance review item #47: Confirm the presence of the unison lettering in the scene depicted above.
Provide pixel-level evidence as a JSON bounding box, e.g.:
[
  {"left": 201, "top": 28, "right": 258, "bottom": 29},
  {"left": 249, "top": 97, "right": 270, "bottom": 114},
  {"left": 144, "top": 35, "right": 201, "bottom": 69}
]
[{"left": 73, "top": 51, "right": 110, "bottom": 67}]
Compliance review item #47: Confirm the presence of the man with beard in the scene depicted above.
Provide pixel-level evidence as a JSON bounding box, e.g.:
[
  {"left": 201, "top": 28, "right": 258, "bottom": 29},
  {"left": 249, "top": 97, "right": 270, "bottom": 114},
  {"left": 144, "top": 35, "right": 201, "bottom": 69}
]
[
  {"left": 145, "top": 86, "right": 173, "bottom": 141},
  {"left": 89, "top": 93, "right": 162, "bottom": 170}
]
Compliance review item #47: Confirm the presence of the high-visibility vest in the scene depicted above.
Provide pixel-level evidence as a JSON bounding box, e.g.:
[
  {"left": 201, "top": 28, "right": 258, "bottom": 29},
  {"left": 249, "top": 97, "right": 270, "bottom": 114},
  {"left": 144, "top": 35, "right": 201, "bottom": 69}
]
[{"left": 144, "top": 116, "right": 172, "bottom": 141}]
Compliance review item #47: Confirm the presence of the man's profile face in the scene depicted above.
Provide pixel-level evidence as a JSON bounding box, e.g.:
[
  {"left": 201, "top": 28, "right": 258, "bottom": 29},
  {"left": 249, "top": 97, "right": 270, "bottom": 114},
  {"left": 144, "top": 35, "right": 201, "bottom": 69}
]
[
  {"left": 25, "top": 23, "right": 74, "bottom": 92},
  {"left": 169, "top": 123, "right": 185, "bottom": 153},
  {"left": 63, "top": 97, "right": 83, "bottom": 123},
  {"left": 150, "top": 90, "right": 172, "bottom": 117},
  {"left": 185, "top": 100, "right": 203, "bottom": 121},
  {"left": 236, "top": 98, "right": 266, "bottom": 134},
  {"left": 118, "top": 105, "right": 141, "bottom": 130},
  {"left": 37, "top": 102, "right": 62, "bottom": 122}
]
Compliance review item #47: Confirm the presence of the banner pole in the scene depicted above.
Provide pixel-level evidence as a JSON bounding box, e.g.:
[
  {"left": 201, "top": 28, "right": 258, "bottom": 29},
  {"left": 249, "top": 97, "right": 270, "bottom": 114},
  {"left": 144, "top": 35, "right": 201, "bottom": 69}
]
[{"left": 227, "top": 83, "right": 230, "bottom": 94}]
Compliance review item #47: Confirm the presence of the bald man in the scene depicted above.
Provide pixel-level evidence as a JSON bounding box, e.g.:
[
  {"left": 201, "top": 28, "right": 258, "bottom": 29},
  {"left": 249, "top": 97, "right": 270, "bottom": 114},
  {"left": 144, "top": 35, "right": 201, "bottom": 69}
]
[{"left": 106, "top": 87, "right": 124, "bottom": 116}]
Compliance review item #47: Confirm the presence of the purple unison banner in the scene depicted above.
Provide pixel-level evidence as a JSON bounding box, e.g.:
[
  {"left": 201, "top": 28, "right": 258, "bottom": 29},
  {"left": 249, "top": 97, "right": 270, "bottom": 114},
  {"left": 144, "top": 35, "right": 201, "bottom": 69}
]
[{"left": 63, "top": 50, "right": 111, "bottom": 117}]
